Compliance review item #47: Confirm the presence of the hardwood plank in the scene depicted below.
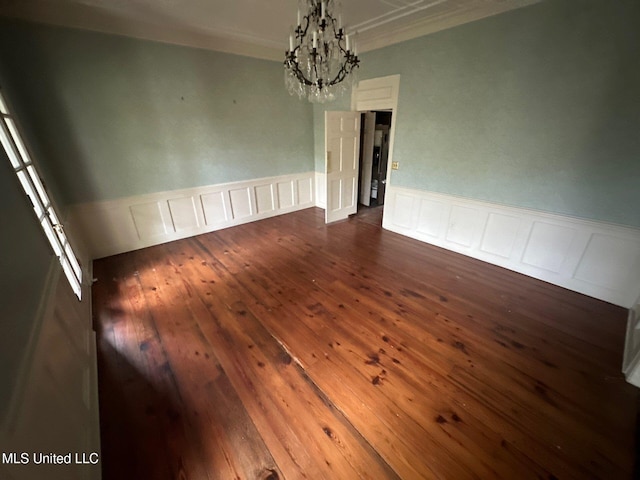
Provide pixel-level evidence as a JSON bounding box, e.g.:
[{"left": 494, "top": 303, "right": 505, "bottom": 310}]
[
  {"left": 93, "top": 207, "right": 638, "bottom": 479},
  {"left": 94, "top": 260, "right": 207, "bottom": 480},
  {"left": 131, "top": 250, "right": 284, "bottom": 480},
  {"left": 194, "top": 222, "right": 592, "bottom": 479},
  {"left": 155, "top": 237, "right": 400, "bottom": 479}
]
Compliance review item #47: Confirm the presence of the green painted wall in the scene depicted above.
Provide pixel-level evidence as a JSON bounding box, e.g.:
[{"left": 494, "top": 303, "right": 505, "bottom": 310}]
[
  {"left": 0, "top": 20, "right": 315, "bottom": 205},
  {"left": 2, "top": 0, "right": 638, "bottom": 227},
  {"left": 325, "top": 0, "right": 640, "bottom": 227}
]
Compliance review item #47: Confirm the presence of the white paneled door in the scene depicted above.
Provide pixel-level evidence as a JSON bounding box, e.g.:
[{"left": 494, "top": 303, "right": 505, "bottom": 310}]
[{"left": 325, "top": 111, "right": 361, "bottom": 223}]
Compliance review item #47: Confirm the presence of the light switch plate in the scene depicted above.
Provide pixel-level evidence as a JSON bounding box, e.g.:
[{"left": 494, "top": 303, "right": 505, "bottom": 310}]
[{"left": 391, "top": 161, "right": 399, "bottom": 170}]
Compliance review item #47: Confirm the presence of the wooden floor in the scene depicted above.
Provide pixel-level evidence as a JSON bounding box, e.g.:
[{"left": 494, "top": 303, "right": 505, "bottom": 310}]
[{"left": 93, "top": 206, "right": 638, "bottom": 479}]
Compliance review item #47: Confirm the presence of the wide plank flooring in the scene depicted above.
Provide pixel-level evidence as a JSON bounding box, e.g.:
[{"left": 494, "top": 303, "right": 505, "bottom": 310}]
[{"left": 93, "top": 206, "right": 638, "bottom": 479}]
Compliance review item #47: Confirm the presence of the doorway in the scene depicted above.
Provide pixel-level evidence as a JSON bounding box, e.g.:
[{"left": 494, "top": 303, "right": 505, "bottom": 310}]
[
  {"left": 358, "top": 110, "right": 392, "bottom": 210},
  {"left": 324, "top": 74, "right": 400, "bottom": 225}
]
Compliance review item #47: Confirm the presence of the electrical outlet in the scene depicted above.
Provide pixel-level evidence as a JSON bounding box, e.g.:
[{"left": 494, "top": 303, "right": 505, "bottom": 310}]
[{"left": 391, "top": 161, "right": 399, "bottom": 170}]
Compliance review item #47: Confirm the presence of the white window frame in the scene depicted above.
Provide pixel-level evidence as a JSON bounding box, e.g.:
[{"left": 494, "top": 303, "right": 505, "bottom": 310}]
[{"left": 0, "top": 88, "right": 83, "bottom": 300}]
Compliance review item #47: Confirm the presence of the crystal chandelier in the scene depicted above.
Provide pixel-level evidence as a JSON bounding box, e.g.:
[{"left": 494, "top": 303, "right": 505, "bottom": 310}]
[{"left": 284, "top": 0, "right": 360, "bottom": 103}]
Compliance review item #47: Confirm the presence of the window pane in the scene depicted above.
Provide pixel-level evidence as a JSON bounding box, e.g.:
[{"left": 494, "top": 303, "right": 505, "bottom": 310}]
[
  {"left": 65, "top": 242, "right": 82, "bottom": 282},
  {"left": 41, "top": 219, "right": 63, "bottom": 258},
  {"left": 54, "top": 223, "right": 66, "bottom": 250},
  {"left": 47, "top": 206, "right": 60, "bottom": 228},
  {"left": 61, "top": 257, "right": 82, "bottom": 300},
  {"left": 0, "top": 121, "right": 21, "bottom": 168},
  {"left": 0, "top": 92, "right": 7, "bottom": 114},
  {"left": 2, "top": 87, "right": 82, "bottom": 301},
  {"left": 27, "top": 165, "right": 51, "bottom": 206},
  {"left": 16, "top": 170, "right": 44, "bottom": 218},
  {"left": 5, "top": 118, "right": 32, "bottom": 164}
]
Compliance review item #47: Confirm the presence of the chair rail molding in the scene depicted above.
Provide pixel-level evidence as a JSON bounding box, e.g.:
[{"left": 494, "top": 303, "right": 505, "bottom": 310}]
[{"left": 68, "top": 171, "right": 315, "bottom": 259}]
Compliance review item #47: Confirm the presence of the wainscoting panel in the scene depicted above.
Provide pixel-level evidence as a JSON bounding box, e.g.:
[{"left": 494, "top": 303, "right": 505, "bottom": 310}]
[
  {"left": 446, "top": 205, "right": 483, "bottom": 248},
  {"left": 480, "top": 213, "right": 521, "bottom": 259},
  {"left": 69, "top": 172, "right": 316, "bottom": 259},
  {"left": 255, "top": 184, "right": 275, "bottom": 214},
  {"left": 522, "top": 221, "right": 577, "bottom": 273},
  {"left": 229, "top": 187, "right": 254, "bottom": 219},
  {"left": 130, "top": 201, "right": 167, "bottom": 240},
  {"left": 416, "top": 198, "right": 446, "bottom": 239},
  {"left": 392, "top": 192, "right": 416, "bottom": 229},
  {"left": 383, "top": 185, "right": 640, "bottom": 309},
  {"left": 168, "top": 196, "right": 200, "bottom": 233},
  {"left": 200, "top": 190, "right": 229, "bottom": 226},
  {"left": 277, "top": 181, "right": 294, "bottom": 209},
  {"left": 575, "top": 234, "right": 640, "bottom": 288},
  {"left": 298, "top": 177, "right": 313, "bottom": 206}
]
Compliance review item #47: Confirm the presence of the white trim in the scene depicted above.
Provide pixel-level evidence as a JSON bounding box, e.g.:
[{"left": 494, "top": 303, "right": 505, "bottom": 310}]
[
  {"left": 0, "top": 258, "right": 60, "bottom": 435},
  {"left": 88, "top": 329, "right": 102, "bottom": 477},
  {"left": 383, "top": 185, "right": 640, "bottom": 308},
  {"left": 68, "top": 171, "right": 316, "bottom": 259},
  {"left": 623, "top": 292, "right": 640, "bottom": 387},
  {"left": 355, "top": 0, "right": 541, "bottom": 54},
  {"left": 315, "top": 172, "right": 327, "bottom": 209},
  {"left": 0, "top": 1, "right": 540, "bottom": 62},
  {"left": 350, "top": 74, "right": 400, "bottom": 217},
  {"left": 0, "top": 5, "right": 283, "bottom": 62},
  {"left": 351, "top": 74, "right": 400, "bottom": 112},
  {"left": 0, "top": 260, "right": 101, "bottom": 479},
  {"left": 1, "top": 88, "right": 83, "bottom": 299}
]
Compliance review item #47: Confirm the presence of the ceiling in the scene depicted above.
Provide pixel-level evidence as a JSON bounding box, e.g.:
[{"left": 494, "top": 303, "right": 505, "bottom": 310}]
[{"left": 0, "top": 0, "right": 541, "bottom": 61}]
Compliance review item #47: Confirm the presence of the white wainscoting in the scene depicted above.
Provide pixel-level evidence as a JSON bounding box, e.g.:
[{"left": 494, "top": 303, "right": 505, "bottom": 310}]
[
  {"left": 382, "top": 185, "right": 640, "bottom": 309},
  {"left": 315, "top": 171, "right": 327, "bottom": 209},
  {"left": 0, "top": 262, "right": 100, "bottom": 480},
  {"left": 623, "top": 293, "right": 640, "bottom": 387},
  {"left": 68, "top": 172, "right": 315, "bottom": 259}
]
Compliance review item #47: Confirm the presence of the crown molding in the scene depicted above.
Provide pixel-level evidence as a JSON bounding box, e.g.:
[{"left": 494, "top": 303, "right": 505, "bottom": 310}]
[
  {"left": 0, "top": 3, "right": 284, "bottom": 61},
  {"left": 0, "top": 0, "right": 541, "bottom": 61},
  {"left": 356, "top": 0, "right": 541, "bottom": 54}
]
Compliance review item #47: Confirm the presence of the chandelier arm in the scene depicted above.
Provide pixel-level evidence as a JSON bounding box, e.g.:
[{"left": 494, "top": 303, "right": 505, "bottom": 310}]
[
  {"left": 326, "top": 59, "right": 355, "bottom": 87},
  {"left": 298, "top": 12, "right": 311, "bottom": 39},
  {"left": 328, "top": 13, "right": 355, "bottom": 66},
  {"left": 291, "top": 60, "right": 314, "bottom": 86},
  {"left": 284, "top": 0, "right": 359, "bottom": 102}
]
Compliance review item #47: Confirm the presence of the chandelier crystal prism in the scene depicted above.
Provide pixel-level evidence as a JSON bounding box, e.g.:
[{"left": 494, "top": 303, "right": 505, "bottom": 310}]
[{"left": 284, "top": 0, "right": 360, "bottom": 103}]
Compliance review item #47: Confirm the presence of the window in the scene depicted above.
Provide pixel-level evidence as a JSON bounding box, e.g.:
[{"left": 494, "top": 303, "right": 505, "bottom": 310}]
[{"left": 0, "top": 88, "right": 83, "bottom": 299}]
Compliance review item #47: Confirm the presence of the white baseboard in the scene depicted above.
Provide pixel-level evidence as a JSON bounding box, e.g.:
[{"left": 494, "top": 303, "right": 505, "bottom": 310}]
[
  {"left": 68, "top": 172, "right": 316, "bottom": 259},
  {"left": 383, "top": 185, "right": 640, "bottom": 309}
]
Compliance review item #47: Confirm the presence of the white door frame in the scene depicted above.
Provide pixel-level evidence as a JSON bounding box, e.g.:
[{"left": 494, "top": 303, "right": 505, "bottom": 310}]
[
  {"left": 351, "top": 74, "right": 400, "bottom": 219},
  {"left": 359, "top": 112, "right": 376, "bottom": 207},
  {"left": 318, "top": 75, "right": 400, "bottom": 214}
]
